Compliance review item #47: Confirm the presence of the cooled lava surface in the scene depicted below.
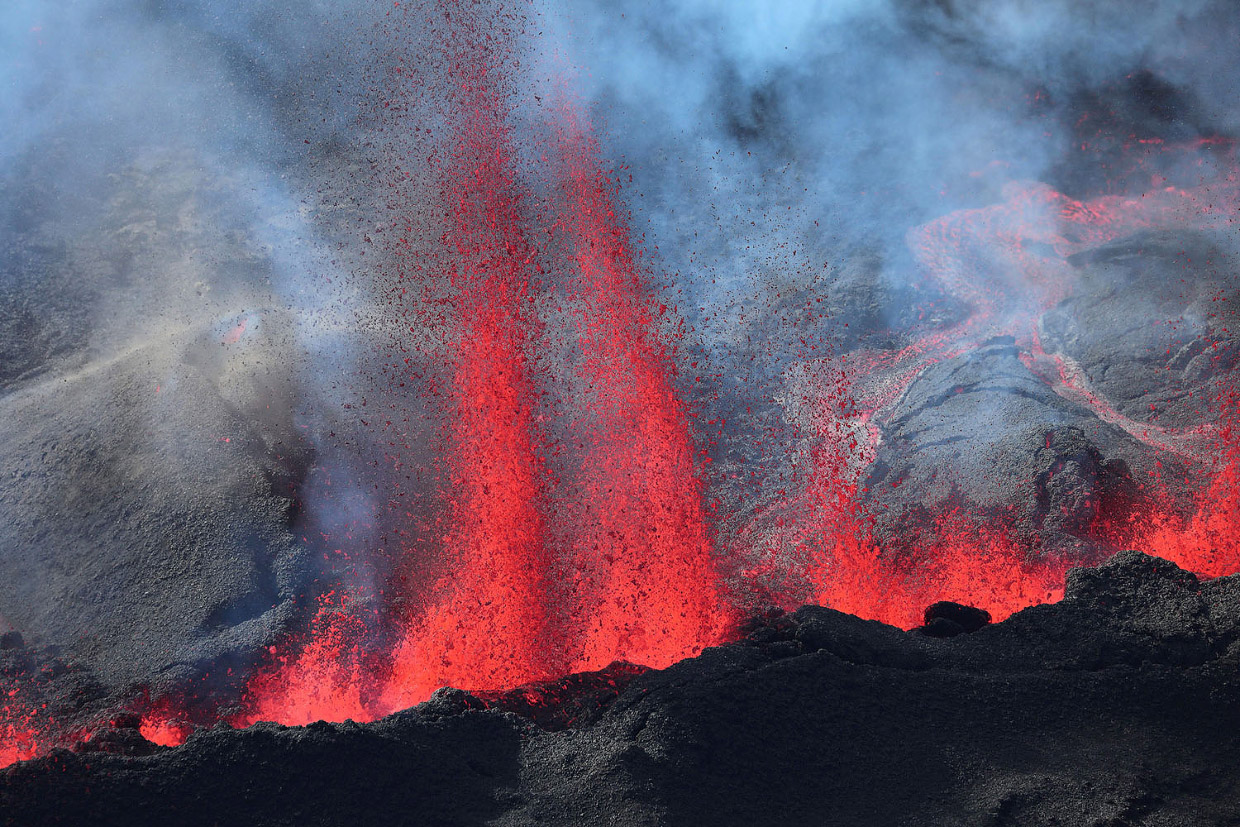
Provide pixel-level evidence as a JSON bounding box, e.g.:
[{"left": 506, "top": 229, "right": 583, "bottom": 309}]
[{"left": 6, "top": 551, "right": 1240, "bottom": 826}]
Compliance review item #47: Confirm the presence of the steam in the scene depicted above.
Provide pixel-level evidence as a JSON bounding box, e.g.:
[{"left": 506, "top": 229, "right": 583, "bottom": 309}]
[
  {"left": 543, "top": 0, "right": 1240, "bottom": 536},
  {"left": 560, "top": 0, "right": 1236, "bottom": 300}
]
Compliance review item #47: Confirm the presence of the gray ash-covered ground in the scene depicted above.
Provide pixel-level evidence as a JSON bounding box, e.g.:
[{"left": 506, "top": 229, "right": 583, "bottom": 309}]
[
  {"left": 1043, "top": 231, "right": 1240, "bottom": 429},
  {"left": 6, "top": 551, "right": 1240, "bottom": 826},
  {"left": 0, "top": 153, "right": 312, "bottom": 695}
]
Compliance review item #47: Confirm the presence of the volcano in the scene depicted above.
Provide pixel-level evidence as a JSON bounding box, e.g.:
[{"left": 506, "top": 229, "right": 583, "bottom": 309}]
[{"left": 3, "top": 0, "right": 1240, "bottom": 824}]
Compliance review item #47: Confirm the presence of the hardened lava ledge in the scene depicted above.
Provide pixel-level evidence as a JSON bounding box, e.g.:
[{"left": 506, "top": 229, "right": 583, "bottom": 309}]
[{"left": 4, "top": 549, "right": 1240, "bottom": 827}]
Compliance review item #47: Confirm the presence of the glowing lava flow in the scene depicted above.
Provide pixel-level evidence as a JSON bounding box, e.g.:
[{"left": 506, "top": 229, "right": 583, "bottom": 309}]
[
  {"left": 554, "top": 106, "right": 731, "bottom": 672},
  {"left": 818, "top": 513, "right": 1070, "bottom": 629},
  {"left": 782, "top": 154, "right": 1240, "bottom": 630},
  {"left": 236, "top": 594, "right": 370, "bottom": 728}
]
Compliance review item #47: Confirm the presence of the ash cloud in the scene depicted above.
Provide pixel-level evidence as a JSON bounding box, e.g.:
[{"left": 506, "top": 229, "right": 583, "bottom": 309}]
[{"left": 550, "top": 0, "right": 1240, "bottom": 550}]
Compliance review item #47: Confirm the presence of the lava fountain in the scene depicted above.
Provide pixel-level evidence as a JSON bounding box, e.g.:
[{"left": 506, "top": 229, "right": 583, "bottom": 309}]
[{"left": 230, "top": 2, "right": 731, "bottom": 729}]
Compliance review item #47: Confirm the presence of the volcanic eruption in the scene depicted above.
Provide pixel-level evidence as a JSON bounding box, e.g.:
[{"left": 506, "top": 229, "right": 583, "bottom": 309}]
[{"left": 3, "top": 0, "right": 1240, "bottom": 823}]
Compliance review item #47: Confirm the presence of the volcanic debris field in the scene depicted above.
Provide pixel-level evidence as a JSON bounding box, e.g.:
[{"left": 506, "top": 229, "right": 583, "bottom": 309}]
[{"left": 4, "top": 0, "right": 1240, "bottom": 825}]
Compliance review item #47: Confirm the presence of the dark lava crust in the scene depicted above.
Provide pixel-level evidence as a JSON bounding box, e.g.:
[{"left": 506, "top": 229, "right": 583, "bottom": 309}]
[{"left": 5, "top": 550, "right": 1240, "bottom": 826}]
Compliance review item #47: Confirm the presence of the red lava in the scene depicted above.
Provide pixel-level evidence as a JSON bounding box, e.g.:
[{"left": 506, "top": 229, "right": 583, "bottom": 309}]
[{"left": 232, "top": 3, "right": 730, "bottom": 728}]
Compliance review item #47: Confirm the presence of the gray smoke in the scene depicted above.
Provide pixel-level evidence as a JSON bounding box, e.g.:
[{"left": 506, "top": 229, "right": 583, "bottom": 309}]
[
  {"left": 559, "top": 0, "right": 1238, "bottom": 315},
  {"left": 544, "top": 0, "right": 1240, "bottom": 548}
]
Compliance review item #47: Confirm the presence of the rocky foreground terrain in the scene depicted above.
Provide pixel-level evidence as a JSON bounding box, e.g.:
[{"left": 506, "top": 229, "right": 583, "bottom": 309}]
[{"left": 4, "top": 550, "right": 1240, "bottom": 826}]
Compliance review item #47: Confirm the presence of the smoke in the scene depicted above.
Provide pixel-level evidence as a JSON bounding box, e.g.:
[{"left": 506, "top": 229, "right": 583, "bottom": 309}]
[
  {"left": 558, "top": 0, "right": 1237, "bottom": 297},
  {"left": 538, "top": 0, "right": 1240, "bottom": 541}
]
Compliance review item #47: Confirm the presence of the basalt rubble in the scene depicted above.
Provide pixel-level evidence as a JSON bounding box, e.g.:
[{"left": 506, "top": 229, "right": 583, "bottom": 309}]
[{"left": 4, "top": 549, "right": 1240, "bottom": 827}]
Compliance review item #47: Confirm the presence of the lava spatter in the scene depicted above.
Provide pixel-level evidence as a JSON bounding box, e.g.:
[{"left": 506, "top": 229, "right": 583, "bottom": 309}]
[
  {"left": 236, "top": 593, "right": 371, "bottom": 728},
  {"left": 380, "top": 20, "right": 560, "bottom": 712},
  {"left": 553, "top": 104, "right": 732, "bottom": 672},
  {"left": 237, "top": 3, "right": 730, "bottom": 724},
  {"left": 0, "top": 716, "right": 38, "bottom": 770}
]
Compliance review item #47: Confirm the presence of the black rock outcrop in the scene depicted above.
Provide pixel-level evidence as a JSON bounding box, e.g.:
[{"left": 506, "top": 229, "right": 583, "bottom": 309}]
[{"left": 5, "top": 551, "right": 1240, "bottom": 826}]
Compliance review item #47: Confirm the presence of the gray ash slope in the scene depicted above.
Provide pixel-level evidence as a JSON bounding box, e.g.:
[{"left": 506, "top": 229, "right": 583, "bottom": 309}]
[
  {"left": 0, "top": 153, "right": 317, "bottom": 695},
  {"left": 5, "top": 550, "right": 1240, "bottom": 827},
  {"left": 864, "top": 337, "right": 1172, "bottom": 556},
  {"left": 859, "top": 228, "right": 1240, "bottom": 558}
]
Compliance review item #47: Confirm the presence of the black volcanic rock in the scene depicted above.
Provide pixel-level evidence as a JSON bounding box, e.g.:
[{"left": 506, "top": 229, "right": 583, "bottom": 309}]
[
  {"left": 72, "top": 720, "right": 165, "bottom": 758},
  {"left": 475, "top": 661, "right": 650, "bottom": 732},
  {"left": 924, "top": 600, "right": 991, "bottom": 630},
  {"left": 6, "top": 552, "right": 1240, "bottom": 826},
  {"left": 865, "top": 337, "right": 1172, "bottom": 555},
  {"left": 919, "top": 600, "right": 991, "bottom": 637},
  {"left": 1041, "top": 230, "right": 1240, "bottom": 429},
  {"left": 0, "top": 636, "right": 114, "bottom": 762}
]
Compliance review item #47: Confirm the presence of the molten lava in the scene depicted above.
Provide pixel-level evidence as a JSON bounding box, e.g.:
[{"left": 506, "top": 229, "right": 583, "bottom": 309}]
[
  {"left": 553, "top": 104, "right": 730, "bottom": 673},
  {"left": 231, "top": 5, "right": 731, "bottom": 727},
  {"left": 0, "top": 721, "right": 37, "bottom": 770},
  {"left": 237, "top": 593, "right": 370, "bottom": 729},
  {"left": 1132, "top": 387, "right": 1240, "bottom": 579},
  {"left": 379, "top": 29, "right": 560, "bottom": 712}
]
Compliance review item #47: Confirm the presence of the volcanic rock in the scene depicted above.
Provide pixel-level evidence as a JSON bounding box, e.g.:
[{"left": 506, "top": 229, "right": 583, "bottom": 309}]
[
  {"left": 0, "top": 636, "right": 113, "bottom": 760},
  {"left": 1041, "top": 230, "right": 1240, "bottom": 429},
  {"left": 474, "top": 662, "right": 651, "bottom": 732},
  {"left": 919, "top": 600, "right": 992, "bottom": 637},
  {"left": 6, "top": 551, "right": 1240, "bottom": 826},
  {"left": 865, "top": 336, "right": 1175, "bottom": 555},
  {"left": 72, "top": 715, "right": 165, "bottom": 758}
]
